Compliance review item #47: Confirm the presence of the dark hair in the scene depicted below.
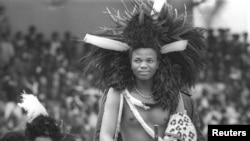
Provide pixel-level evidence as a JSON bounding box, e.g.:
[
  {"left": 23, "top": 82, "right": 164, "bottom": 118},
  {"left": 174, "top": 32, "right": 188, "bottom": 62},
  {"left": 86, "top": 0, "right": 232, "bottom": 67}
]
[
  {"left": 0, "top": 130, "right": 26, "bottom": 141},
  {"left": 60, "top": 133, "right": 76, "bottom": 141},
  {"left": 25, "top": 115, "right": 62, "bottom": 141}
]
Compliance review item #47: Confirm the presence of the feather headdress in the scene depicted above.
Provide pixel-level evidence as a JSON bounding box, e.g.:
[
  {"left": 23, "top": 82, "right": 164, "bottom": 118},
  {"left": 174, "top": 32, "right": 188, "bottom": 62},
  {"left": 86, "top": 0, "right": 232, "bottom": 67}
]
[
  {"left": 81, "top": 0, "right": 207, "bottom": 112},
  {"left": 18, "top": 92, "right": 62, "bottom": 141},
  {"left": 18, "top": 92, "right": 48, "bottom": 123}
]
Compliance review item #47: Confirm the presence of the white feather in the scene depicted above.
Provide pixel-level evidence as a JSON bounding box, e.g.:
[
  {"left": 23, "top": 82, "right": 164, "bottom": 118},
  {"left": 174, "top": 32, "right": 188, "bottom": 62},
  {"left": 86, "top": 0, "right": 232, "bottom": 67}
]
[
  {"left": 151, "top": 0, "right": 166, "bottom": 16},
  {"left": 161, "top": 40, "right": 188, "bottom": 54},
  {"left": 83, "top": 34, "right": 130, "bottom": 51},
  {"left": 18, "top": 92, "right": 48, "bottom": 123}
]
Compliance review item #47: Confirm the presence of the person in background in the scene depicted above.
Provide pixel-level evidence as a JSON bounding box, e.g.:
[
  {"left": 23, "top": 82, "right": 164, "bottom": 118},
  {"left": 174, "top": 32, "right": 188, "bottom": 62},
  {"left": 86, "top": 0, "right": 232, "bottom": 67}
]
[
  {"left": 25, "top": 25, "right": 37, "bottom": 51},
  {"left": 0, "top": 5, "right": 11, "bottom": 37},
  {"left": 0, "top": 33, "right": 15, "bottom": 71},
  {"left": 18, "top": 92, "right": 77, "bottom": 141},
  {"left": 0, "top": 130, "right": 26, "bottom": 141}
]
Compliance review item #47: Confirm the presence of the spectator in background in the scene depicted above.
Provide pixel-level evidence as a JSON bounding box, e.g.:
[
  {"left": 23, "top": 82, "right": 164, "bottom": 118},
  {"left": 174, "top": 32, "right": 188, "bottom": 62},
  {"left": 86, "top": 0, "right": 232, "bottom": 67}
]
[
  {"left": 0, "top": 130, "right": 26, "bottom": 141},
  {"left": 12, "top": 31, "right": 27, "bottom": 58},
  {"left": 0, "top": 5, "right": 11, "bottom": 37},
  {"left": 0, "top": 33, "right": 15, "bottom": 71},
  {"left": 206, "top": 29, "right": 219, "bottom": 81},
  {"left": 18, "top": 93, "right": 77, "bottom": 141},
  {"left": 46, "top": 31, "right": 62, "bottom": 74},
  {"left": 62, "top": 31, "right": 75, "bottom": 63},
  {"left": 49, "top": 31, "right": 61, "bottom": 56},
  {"left": 242, "top": 32, "right": 249, "bottom": 52},
  {"left": 25, "top": 25, "right": 37, "bottom": 51},
  {"left": 33, "top": 32, "right": 48, "bottom": 75},
  {"left": 217, "top": 28, "right": 230, "bottom": 58}
]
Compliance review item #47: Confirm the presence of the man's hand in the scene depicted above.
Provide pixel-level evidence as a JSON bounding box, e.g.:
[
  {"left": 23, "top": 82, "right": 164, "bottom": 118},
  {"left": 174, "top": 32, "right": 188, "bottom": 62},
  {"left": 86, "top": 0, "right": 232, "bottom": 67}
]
[{"left": 164, "top": 133, "right": 184, "bottom": 141}]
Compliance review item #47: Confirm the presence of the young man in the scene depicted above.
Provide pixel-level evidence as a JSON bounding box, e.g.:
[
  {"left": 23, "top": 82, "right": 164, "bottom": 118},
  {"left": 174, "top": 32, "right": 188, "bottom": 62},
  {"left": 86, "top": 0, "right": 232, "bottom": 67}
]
[{"left": 82, "top": 0, "right": 207, "bottom": 141}]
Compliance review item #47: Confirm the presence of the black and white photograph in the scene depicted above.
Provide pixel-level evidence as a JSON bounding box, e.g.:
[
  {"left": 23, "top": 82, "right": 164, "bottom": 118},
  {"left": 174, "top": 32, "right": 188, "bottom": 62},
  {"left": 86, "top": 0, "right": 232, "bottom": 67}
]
[{"left": 0, "top": 0, "right": 249, "bottom": 141}]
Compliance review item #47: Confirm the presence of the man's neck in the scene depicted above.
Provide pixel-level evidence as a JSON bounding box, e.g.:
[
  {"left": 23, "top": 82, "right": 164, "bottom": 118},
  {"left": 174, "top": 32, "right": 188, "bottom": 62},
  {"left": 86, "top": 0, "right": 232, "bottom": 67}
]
[{"left": 135, "top": 79, "right": 153, "bottom": 94}]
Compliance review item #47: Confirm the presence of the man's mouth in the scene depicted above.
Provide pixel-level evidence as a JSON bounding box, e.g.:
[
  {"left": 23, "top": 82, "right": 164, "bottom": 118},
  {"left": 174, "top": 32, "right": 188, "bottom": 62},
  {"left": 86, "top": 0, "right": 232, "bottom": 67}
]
[{"left": 139, "top": 71, "right": 150, "bottom": 74}]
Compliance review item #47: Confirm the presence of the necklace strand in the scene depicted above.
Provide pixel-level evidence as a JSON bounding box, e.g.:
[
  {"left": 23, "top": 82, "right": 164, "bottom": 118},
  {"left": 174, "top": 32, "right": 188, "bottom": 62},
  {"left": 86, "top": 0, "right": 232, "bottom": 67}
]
[{"left": 134, "top": 85, "right": 154, "bottom": 99}]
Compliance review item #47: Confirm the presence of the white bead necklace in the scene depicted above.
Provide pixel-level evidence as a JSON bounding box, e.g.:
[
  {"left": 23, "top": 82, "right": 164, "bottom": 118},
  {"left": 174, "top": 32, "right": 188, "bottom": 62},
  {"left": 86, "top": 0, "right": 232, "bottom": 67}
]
[{"left": 134, "top": 85, "right": 154, "bottom": 99}]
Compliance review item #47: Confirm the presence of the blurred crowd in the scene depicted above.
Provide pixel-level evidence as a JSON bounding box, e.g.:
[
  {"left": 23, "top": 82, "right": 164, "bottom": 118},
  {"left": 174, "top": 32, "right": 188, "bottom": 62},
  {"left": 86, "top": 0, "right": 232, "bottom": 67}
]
[
  {"left": 1, "top": 4, "right": 250, "bottom": 141},
  {"left": 1, "top": 5, "right": 98, "bottom": 140},
  {"left": 192, "top": 28, "right": 250, "bottom": 138},
  {"left": 0, "top": 24, "right": 99, "bottom": 140}
]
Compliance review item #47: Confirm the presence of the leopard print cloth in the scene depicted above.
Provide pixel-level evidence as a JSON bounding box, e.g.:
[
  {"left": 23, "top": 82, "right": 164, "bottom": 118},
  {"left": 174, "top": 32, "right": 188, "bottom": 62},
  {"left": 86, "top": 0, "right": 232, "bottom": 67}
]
[{"left": 164, "top": 112, "right": 197, "bottom": 141}]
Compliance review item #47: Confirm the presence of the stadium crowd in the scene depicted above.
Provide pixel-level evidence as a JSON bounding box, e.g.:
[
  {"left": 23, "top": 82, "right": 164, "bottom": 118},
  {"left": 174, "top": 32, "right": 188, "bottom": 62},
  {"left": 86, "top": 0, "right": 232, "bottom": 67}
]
[
  {"left": 192, "top": 28, "right": 250, "bottom": 138},
  {"left": 1, "top": 5, "right": 250, "bottom": 141},
  {"left": 0, "top": 22, "right": 98, "bottom": 140}
]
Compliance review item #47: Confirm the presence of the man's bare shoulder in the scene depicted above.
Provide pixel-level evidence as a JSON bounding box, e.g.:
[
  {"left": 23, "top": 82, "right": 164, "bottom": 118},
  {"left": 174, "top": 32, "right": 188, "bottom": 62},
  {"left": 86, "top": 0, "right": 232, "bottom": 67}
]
[{"left": 105, "top": 87, "right": 122, "bottom": 106}]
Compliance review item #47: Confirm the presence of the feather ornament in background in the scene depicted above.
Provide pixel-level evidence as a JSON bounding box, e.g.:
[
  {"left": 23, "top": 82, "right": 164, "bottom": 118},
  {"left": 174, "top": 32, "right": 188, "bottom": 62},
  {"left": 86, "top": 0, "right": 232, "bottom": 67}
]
[{"left": 18, "top": 92, "right": 48, "bottom": 123}]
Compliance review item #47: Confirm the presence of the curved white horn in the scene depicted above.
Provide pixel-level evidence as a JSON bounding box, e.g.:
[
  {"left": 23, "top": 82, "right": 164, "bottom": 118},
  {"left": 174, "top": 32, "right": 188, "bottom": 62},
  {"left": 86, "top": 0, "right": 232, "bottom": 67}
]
[
  {"left": 83, "top": 34, "right": 130, "bottom": 51},
  {"left": 161, "top": 40, "right": 188, "bottom": 54}
]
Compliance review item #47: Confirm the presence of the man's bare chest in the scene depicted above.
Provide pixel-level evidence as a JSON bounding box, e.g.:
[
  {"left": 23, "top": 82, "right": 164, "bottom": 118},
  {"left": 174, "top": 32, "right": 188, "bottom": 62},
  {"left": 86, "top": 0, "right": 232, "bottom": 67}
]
[{"left": 121, "top": 102, "right": 170, "bottom": 128}]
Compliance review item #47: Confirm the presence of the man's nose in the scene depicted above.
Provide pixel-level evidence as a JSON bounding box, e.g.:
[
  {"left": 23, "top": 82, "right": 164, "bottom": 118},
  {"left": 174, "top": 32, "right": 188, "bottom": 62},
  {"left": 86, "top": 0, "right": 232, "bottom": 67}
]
[{"left": 140, "top": 61, "right": 148, "bottom": 69}]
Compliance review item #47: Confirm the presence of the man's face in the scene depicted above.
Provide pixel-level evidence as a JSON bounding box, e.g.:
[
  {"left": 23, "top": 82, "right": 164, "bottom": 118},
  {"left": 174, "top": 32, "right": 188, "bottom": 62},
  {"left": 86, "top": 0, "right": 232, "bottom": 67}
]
[
  {"left": 35, "top": 137, "right": 53, "bottom": 141},
  {"left": 131, "top": 48, "right": 159, "bottom": 81}
]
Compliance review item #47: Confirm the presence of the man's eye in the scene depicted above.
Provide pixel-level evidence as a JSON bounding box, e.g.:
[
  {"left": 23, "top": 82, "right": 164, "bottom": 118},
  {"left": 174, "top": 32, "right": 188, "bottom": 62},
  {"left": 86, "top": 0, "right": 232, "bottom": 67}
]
[
  {"left": 148, "top": 60, "right": 154, "bottom": 63},
  {"left": 134, "top": 60, "right": 141, "bottom": 63}
]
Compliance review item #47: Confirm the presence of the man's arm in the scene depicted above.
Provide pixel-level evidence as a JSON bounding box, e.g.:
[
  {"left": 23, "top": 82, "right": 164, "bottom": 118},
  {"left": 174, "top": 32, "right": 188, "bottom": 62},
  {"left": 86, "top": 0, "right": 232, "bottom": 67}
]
[
  {"left": 100, "top": 88, "right": 121, "bottom": 141},
  {"left": 93, "top": 88, "right": 121, "bottom": 141},
  {"left": 93, "top": 94, "right": 106, "bottom": 141}
]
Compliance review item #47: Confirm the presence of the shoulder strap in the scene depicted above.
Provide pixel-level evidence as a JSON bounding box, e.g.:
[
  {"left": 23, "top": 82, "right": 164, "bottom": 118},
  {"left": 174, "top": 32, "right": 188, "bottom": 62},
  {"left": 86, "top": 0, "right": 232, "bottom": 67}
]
[
  {"left": 180, "top": 90, "right": 192, "bottom": 97},
  {"left": 175, "top": 93, "right": 187, "bottom": 114},
  {"left": 123, "top": 90, "right": 164, "bottom": 141},
  {"left": 114, "top": 93, "right": 124, "bottom": 141}
]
